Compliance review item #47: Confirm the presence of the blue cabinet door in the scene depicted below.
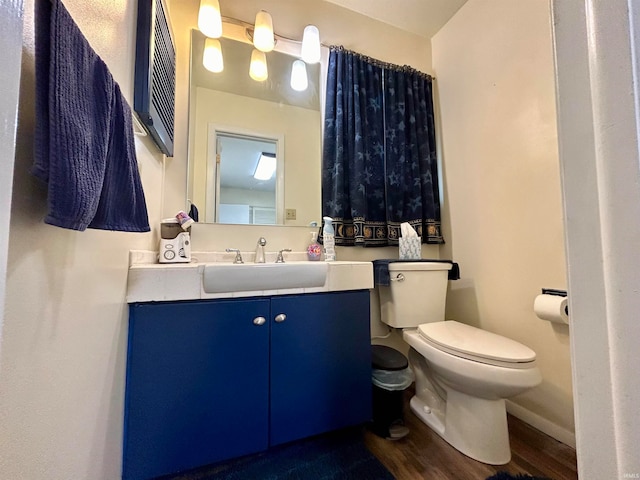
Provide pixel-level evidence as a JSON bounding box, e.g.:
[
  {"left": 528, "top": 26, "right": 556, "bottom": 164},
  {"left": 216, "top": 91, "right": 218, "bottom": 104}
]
[
  {"left": 123, "top": 299, "right": 270, "bottom": 480},
  {"left": 269, "top": 291, "right": 372, "bottom": 446}
]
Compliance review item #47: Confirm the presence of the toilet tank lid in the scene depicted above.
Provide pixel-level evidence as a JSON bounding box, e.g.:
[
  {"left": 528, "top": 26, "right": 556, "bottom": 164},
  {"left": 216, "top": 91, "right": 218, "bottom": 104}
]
[{"left": 418, "top": 321, "right": 537, "bottom": 364}]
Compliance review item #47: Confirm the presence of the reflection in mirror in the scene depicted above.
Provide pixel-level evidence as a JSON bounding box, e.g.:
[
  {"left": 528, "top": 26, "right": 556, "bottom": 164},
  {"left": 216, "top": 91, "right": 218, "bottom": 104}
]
[
  {"left": 214, "top": 131, "right": 281, "bottom": 224},
  {"left": 187, "top": 30, "right": 322, "bottom": 226}
]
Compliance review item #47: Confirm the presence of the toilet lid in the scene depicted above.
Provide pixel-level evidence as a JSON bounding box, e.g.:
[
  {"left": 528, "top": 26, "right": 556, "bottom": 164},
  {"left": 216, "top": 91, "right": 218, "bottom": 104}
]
[{"left": 418, "top": 321, "right": 536, "bottom": 366}]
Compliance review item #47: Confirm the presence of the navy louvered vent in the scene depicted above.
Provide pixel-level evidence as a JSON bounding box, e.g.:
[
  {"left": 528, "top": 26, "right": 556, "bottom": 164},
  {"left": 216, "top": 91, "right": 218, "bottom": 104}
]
[{"left": 134, "top": 0, "right": 175, "bottom": 157}]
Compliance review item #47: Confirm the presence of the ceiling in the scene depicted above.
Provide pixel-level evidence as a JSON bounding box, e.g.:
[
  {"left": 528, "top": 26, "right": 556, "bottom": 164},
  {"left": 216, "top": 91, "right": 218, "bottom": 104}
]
[{"left": 322, "top": 0, "right": 469, "bottom": 38}]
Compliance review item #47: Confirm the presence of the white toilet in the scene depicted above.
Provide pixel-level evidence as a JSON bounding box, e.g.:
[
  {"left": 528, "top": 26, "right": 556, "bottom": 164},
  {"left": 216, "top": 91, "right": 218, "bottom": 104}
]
[{"left": 378, "top": 262, "right": 542, "bottom": 465}]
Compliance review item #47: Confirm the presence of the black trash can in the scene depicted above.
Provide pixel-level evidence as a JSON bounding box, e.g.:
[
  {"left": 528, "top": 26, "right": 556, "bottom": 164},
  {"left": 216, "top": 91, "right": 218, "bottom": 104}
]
[{"left": 370, "top": 345, "right": 413, "bottom": 440}]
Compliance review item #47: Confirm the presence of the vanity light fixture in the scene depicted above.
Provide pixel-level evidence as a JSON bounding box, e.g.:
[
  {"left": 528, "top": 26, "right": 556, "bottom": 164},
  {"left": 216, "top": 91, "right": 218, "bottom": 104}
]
[
  {"left": 249, "top": 49, "right": 269, "bottom": 82},
  {"left": 290, "top": 59, "right": 308, "bottom": 91},
  {"left": 254, "top": 153, "right": 277, "bottom": 180},
  {"left": 202, "top": 38, "right": 224, "bottom": 73},
  {"left": 198, "top": 0, "right": 223, "bottom": 39},
  {"left": 301, "top": 25, "right": 321, "bottom": 64},
  {"left": 253, "top": 10, "right": 275, "bottom": 52},
  {"left": 198, "top": 13, "right": 321, "bottom": 86}
]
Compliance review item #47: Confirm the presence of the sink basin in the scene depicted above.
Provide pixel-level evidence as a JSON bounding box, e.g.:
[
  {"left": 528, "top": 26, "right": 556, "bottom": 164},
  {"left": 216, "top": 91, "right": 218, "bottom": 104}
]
[{"left": 203, "top": 262, "right": 328, "bottom": 294}]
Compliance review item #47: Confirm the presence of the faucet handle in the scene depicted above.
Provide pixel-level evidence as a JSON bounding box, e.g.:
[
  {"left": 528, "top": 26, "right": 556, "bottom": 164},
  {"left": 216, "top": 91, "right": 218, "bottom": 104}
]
[
  {"left": 225, "top": 248, "right": 244, "bottom": 264},
  {"left": 275, "top": 248, "right": 292, "bottom": 263}
]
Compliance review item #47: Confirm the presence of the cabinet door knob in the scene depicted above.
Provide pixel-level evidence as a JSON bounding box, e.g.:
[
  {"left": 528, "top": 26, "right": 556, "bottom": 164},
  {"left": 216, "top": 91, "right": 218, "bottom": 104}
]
[
  {"left": 253, "top": 316, "right": 266, "bottom": 326},
  {"left": 274, "top": 313, "right": 287, "bottom": 323}
]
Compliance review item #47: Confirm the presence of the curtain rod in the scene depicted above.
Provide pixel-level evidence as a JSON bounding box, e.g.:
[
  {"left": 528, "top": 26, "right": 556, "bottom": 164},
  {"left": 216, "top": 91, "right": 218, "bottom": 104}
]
[{"left": 327, "top": 45, "right": 435, "bottom": 80}]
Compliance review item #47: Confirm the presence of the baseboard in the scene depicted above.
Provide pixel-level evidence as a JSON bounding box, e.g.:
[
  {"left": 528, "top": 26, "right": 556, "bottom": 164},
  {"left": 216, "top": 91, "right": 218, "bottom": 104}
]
[{"left": 505, "top": 400, "right": 576, "bottom": 448}]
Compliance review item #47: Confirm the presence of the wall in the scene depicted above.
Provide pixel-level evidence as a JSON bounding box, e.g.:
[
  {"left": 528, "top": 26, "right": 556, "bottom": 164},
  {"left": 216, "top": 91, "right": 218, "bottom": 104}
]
[
  {"left": 432, "top": 0, "right": 574, "bottom": 444},
  {"left": 220, "top": 188, "right": 274, "bottom": 208},
  {"left": 0, "top": 1, "right": 165, "bottom": 479}
]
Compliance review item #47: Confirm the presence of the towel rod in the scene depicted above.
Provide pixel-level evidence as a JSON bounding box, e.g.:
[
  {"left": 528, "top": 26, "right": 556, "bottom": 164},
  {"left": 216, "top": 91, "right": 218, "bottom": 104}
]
[{"left": 132, "top": 113, "right": 148, "bottom": 137}]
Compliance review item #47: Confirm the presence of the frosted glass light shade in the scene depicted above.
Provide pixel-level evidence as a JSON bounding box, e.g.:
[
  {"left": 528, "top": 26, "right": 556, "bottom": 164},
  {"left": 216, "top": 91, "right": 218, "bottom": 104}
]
[
  {"left": 290, "top": 60, "right": 308, "bottom": 91},
  {"left": 253, "top": 10, "right": 275, "bottom": 52},
  {"left": 203, "top": 38, "right": 224, "bottom": 73},
  {"left": 198, "top": 0, "right": 222, "bottom": 38},
  {"left": 301, "top": 25, "right": 321, "bottom": 64},
  {"left": 254, "top": 153, "right": 276, "bottom": 180},
  {"left": 250, "top": 49, "right": 268, "bottom": 82}
]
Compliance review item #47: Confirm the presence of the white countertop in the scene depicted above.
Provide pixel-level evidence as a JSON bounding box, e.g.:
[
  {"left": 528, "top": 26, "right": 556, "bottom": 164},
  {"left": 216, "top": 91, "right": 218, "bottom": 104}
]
[{"left": 126, "top": 250, "right": 374, "bottom": 303}]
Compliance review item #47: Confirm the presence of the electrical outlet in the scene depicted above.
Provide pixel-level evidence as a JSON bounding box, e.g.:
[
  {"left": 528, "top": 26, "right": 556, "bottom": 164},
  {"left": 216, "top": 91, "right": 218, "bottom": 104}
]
[{"left": 285, "top": 208, "right": 296, "bottom": 220}]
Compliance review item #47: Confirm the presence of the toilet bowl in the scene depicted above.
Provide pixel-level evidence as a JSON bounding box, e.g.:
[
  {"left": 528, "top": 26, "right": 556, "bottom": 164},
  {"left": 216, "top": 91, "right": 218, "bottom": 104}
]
[
  {"left": 403, "top": 321, "right": 541, "bottom": 464},
  {"left": 374, "top": 260, "right": 542, "bottom": 465}
]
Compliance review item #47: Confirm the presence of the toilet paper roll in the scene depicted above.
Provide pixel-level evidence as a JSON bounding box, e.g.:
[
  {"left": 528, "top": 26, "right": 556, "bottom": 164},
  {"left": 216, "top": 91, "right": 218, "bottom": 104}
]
[{"left": 534, "top": 294, "right": 569, "bottom": 324}]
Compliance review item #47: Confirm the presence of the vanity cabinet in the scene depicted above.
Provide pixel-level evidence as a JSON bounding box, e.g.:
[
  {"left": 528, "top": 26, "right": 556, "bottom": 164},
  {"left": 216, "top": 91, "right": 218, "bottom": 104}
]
[{"left": 123, "top": 290, "right": 372, "bottom": 480}]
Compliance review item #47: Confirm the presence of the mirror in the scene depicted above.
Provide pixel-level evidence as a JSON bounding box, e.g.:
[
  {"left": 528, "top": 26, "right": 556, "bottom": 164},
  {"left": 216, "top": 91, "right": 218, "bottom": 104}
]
[{"left": 187, "top": 30, "right": 323, "bottom": 226}]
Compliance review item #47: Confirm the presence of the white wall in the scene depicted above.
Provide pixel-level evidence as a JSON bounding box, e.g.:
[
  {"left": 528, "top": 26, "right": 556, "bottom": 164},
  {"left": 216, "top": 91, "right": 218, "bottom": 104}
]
[
  {"left": 0, "top": 1, "right": 165, "bottom": 479},
  {"left": 433, "top": 0, "right": 574, "bottom": 444},
  {"left": 221, "top": 188, "right": 274, "bottom": 209}
]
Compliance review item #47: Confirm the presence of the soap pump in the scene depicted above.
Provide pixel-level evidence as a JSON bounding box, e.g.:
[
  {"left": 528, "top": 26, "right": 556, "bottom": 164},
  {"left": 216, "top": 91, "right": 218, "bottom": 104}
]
[
  {"left": 322, "top": 216, "right": 336, "bottom": 261},
  {"left": 307, "top": 231, "right": 322, "bottom": 261}
]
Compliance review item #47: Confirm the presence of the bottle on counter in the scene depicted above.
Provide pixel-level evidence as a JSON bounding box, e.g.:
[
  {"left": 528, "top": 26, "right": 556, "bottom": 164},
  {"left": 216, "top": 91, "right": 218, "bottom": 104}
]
[
  {"left": 322, "top": 216, "right": 336, "bottom": 261},
  {"left": 307, "top": 231, "right": 322, "bottom": 261}
]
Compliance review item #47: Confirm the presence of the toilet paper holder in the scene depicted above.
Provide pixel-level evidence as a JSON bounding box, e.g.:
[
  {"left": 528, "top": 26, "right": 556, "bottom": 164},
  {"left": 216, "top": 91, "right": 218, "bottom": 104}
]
[
  {"left": 540, "top": 288, "right": 569, "bottom": 316},
  {"left": 541, "top": 288, "right": 567, "bottom": 297}
]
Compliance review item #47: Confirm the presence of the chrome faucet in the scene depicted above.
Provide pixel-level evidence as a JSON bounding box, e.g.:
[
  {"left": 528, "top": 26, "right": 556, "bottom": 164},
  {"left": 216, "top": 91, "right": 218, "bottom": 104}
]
[
  {"left": 275, "top": 248, "right": 292, "bottom": 263},
  {"left": 255, "top": 237, "right": 267, "bottom": 263},
  {"left": 225, "top": 248, "right": 244, "bottom": 264}
]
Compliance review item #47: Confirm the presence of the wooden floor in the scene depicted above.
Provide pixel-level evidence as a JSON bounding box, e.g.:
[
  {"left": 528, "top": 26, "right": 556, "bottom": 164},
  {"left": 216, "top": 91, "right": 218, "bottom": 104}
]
[{"left": 364, "top": 389, "right": 578, "bottom": 480}]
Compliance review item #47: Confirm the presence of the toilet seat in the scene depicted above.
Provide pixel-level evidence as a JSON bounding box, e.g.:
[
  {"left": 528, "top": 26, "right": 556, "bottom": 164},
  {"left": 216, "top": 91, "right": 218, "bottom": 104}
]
[{"left": 418, "top": 321, "right": 536, "bottom": 369}]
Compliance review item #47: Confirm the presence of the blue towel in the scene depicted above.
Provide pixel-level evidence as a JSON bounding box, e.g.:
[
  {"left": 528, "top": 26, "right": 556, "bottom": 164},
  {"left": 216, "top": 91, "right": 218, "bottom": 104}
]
[
  {"left": 372, "top": 259, "right": 460, "bottom": 286},
  {"left": 33, "top": 0, "right": 150, "bottom": 232}
]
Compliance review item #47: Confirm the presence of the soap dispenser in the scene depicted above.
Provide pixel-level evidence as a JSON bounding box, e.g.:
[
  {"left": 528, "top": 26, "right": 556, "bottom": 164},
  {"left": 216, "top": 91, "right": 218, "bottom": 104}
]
[{"left": 307, "top": 231, "right": 322, "bottom": 261}]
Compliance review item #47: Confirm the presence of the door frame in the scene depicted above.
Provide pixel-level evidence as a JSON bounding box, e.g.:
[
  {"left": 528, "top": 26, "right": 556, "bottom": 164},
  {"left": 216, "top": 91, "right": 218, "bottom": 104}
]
[
  {"left": 552, "top": 0, "right": 640, "bottom": 478},
  {"left": 0, "top": 0, "right": 24, "bottom": 365}
]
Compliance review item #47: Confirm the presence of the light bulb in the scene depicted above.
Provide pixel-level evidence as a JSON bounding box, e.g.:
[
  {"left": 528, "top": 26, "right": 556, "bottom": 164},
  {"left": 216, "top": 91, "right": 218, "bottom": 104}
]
[
  {"left": 198, "top": 0, "right": 222, "bottom": 38},
  {"left": 250, "top": 49, "right": 268, "bottom": 82},
  {"left": 253, "top": 153, "right": 277, "bottom": 180},
  {"left": 301, "top": 25, "right": 321, "bottom": 64},
  {"left": 290, "top": 60, "right": 308, "bottom": 91},
  {"left": 253, "top": 10, "right": 274, "bottom": 52},
  {"left": 203, "top": 38, "right": 223, "bottom": 73}
]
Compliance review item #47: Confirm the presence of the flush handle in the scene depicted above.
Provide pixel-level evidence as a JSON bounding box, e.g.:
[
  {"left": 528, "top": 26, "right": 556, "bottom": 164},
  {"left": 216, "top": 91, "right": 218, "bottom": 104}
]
[
  {"left": 274, "top": 313, "right": 287, "bottom": 323},
  {"left": 253, "top": 316, "right": 266, "bottom": 326},
  {"left": 391, "top": 273, "right": 405, "bottom": 282}
]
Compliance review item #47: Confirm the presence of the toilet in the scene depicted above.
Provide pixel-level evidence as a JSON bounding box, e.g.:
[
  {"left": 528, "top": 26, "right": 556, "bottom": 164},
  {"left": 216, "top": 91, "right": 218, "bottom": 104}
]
[{"left": 377, "top": 261, "right": 542, "bottom": 465}]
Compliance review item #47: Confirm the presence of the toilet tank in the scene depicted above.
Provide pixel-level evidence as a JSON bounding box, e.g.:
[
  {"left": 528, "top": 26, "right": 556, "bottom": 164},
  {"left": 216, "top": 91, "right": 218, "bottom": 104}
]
[{"left": 378, "top": 262, "right": 452, "bottom": 328}]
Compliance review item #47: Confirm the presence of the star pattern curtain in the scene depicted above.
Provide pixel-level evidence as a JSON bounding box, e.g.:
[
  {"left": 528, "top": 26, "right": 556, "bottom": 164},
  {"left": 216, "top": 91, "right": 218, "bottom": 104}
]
[{"left": 322, "top": 47, "right": 444, "bottom": 246}]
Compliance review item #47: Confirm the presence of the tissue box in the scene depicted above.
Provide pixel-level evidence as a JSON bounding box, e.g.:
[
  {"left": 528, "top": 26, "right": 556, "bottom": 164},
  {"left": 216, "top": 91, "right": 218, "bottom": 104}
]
[{"left": 399, "top": 237, "right": 422, "bottom": 260}]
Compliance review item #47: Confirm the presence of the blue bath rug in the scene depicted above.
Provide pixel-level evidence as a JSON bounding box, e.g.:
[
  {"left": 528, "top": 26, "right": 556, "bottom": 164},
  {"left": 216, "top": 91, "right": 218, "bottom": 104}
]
[
  {"left": 486, "top": 472, "right": 552, "bottom": 480},
  {"left": 162, "top": 427, "right": 395, "bottom": 480}
]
